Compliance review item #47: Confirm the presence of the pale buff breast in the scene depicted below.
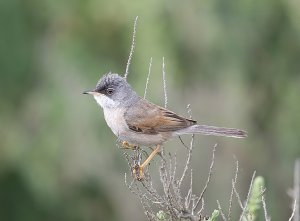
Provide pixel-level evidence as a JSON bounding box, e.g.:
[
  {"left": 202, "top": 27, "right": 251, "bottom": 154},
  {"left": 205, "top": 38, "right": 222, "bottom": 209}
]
[
  {"left": 95, "top": 95, "right": 173, "bottom": 146},
  {"left": 103, "top": 107, "right": 128, "bottom": 137}
]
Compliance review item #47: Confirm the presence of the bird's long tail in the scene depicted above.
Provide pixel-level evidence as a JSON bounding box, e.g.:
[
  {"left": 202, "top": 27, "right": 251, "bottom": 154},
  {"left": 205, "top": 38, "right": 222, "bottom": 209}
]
[{"left": 175, "top": 125, "right": 247, "bottom": 138}]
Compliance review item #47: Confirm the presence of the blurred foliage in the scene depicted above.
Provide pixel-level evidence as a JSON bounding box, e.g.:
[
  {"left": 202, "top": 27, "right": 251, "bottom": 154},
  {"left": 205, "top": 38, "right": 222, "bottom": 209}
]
[
  {"left": 208, "top": 210, "right": 220, "bottom": 221},
  {"left": 243, "top": 176, "right": 265, "bottom": 221},
  {"left": 0, "top": 0, "right": 300, "bottom": 220}
]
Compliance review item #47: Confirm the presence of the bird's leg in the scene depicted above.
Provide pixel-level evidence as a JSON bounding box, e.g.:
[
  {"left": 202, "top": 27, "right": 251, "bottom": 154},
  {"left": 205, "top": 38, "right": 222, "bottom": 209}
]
[
  {"left": 121, "top": 141, "right": 138, "bottom": 150},
  {"left": 133, "top": 144, "right": 161, "bottom": 181}
]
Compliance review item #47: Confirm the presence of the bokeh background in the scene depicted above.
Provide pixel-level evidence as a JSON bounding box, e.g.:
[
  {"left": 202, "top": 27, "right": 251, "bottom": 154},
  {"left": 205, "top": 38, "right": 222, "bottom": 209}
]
[{"left": 1, "top": 0, "right": 300, "bottom": 220}]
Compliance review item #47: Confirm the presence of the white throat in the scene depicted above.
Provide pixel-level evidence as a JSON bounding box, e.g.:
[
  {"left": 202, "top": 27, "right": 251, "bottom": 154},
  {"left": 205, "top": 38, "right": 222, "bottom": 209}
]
[
  {"left": 93, "top": 94, "right": 125, "bottom": 137},
  {"left": 93, "top": 94, "right": 119, "bottom": 109}
]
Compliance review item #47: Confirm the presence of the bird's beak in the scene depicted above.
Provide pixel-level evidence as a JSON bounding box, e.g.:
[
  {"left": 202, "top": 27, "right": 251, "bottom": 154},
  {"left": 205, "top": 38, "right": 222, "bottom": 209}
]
[{"left": 83, "top": 90, "right": 97, "bottom": 95}]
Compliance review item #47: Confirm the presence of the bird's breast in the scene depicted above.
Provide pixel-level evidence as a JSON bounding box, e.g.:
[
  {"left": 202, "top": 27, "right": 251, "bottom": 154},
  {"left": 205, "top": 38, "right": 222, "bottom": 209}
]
[{"left": 103, "top": 108, "right": 127, "bottom": 137}]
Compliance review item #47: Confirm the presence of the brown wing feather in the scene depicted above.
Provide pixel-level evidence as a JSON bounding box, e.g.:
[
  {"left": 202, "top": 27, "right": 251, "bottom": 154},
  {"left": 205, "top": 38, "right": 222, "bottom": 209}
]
[{"left": 124, "top": 98, "right": 196, "bottom": 134}]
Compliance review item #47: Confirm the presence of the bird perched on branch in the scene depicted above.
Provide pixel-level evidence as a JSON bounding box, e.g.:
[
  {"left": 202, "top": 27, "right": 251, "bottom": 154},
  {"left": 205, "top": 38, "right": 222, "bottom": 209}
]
[{"left": 83, "top": 73, "right": 247, "bottom": 180}]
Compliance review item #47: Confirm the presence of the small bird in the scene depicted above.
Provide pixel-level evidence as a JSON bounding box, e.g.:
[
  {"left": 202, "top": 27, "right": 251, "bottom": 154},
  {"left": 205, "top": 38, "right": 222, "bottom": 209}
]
[{"left": 83, "top": 73, "right": 247, "bottom": 180}]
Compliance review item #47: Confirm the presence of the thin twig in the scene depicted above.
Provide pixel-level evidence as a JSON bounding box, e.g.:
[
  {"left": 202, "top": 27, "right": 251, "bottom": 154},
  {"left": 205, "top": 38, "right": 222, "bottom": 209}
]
[
  {"left": 179, "top": 134, "right": 194, "bottom": 187},
  {"left": 125, "top": 173, "right": 156, "bottom": 220},
  {"left": 141, "top": 178, "right": 164, "bottom": 204},
  {"left": 144, "top": 57, "right": 153, "bottom": 99},
  {"left": 261, "top": 186, "right": 270, "bottom": 221},
  {"left": 228, "top": 160, "right": 239, "bottom": 220},
  {"left": 289, "top": 199, "right": 297, "bottom": 221},
  {"left": 171, "top": 153, "right": 177, "bottom": 186},
  {"left": 187, "top": 104, "right": 192, "bottom": 119},
  {"left": 181, "top": 104, "right": 195, "bottom": 212},
  {"left": 162, "top": 57, "right": 168, "bottom": 108},
  {"left": 239, "top": 171, "right": 257, "bottom": 221},
  {"left": 232, "top": 179, "right": 244, "bottom": 210},
  {"left": 199, "top": 198, "right": 205, "bottom": 216},
  {"left": 178, "top": 136, "right": 190, "bottom": 149},
  {"left": 194, "top": 144, "right": 217, "bottom": 212},
  {"left": 217, "top": 200, "right": 228, "bottom": 221},
  {"left": 185, "top": 187, "right": 192, "bottom": 210},
  {"left": 124, "top": 16, "right": 138, "bottom": 79},
  {"left": 293, "top": 159, "right": 300, "bottom": 221},
  {"left": 184, "top": 168, "right": 193, "bottom": 211}
]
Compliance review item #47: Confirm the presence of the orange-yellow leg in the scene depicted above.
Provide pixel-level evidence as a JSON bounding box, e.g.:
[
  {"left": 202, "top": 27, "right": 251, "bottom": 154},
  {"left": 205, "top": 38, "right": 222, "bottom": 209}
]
[
  {"left": 122, "top": 141, "right": 138, "bottom": 149},
  {"left": 133, "top": 145, "right": 161, "bottom": 181}
]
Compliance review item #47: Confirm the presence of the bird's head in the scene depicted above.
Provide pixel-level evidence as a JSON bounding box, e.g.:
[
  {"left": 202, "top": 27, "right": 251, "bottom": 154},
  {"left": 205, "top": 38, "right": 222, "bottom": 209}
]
[{"left": 83, "top": 73, "right": 137, "bottom": 109}]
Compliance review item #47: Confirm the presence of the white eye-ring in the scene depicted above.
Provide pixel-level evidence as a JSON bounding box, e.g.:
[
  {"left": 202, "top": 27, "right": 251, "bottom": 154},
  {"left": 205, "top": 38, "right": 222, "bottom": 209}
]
[{"left": 106, "top": 88, "right": 114, "bottom": 95}]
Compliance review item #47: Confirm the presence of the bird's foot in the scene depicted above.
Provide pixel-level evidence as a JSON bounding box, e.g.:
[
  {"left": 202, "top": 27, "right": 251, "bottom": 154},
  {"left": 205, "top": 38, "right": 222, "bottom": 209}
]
[
  {"left": 121, "top": 141, "right": 138, "bottom": 150},
  {"left": 132, "top": 145, "right": 161, "bottom": 181},
  {"left": 132, "top": 165, "right": 145, "bottom": 181}
]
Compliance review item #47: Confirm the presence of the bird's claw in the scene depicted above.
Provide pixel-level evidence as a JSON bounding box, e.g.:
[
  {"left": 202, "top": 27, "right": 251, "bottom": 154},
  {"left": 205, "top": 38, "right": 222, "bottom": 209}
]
[
  {"left": 121, "top": 141, "right": 138, "bottom": 150},
  {"left": 132, "top": 165, "right": 145, "bottom": 181}
]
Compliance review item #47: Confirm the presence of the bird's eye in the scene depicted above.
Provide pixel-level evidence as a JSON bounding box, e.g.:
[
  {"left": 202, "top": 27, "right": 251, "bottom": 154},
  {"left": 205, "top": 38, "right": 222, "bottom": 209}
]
[{"left": 106, "top": 88, "right": 114, "bottom": 95}]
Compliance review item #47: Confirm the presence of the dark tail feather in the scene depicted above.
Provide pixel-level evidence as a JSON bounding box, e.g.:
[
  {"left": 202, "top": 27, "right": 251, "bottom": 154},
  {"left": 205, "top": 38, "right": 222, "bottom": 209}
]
[{"left": 176, "top": 125, "right": 247, "bottom": 138}]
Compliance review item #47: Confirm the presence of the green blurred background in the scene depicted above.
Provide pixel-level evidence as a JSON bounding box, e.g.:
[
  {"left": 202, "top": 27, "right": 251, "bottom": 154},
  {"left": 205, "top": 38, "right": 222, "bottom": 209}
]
[{"left": 1, "top": 0, "right": 300, "bottom": 220}]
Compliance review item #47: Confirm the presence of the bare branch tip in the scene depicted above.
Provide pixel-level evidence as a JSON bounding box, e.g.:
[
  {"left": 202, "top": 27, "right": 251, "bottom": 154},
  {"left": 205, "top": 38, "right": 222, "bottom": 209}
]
[
  {"left": 124, "top": 16, "right": 139, "bottom": 79},
  {"left": 144, "top": 57, "right": 153, "bottom": 99},
  {"left": 289, "top": 199, "right": 297, "bottom": 221},
  {"left": 217, "top": 200, "right": 227, "bottom": 221},
  {"left": 162, "top": 57, "right": 168, "bottom": 108}
]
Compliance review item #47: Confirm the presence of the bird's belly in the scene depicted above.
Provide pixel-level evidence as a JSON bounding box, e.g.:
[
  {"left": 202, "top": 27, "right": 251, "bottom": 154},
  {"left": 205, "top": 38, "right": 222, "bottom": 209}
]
[{"left": 118, "top": 131, "right": 171, "bottom": 147}]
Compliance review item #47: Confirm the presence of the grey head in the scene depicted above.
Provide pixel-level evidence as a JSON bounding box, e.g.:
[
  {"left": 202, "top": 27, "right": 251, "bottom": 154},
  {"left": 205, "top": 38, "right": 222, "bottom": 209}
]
[{"left": 83, "top": 73, "right": 139, "bottom": 109}]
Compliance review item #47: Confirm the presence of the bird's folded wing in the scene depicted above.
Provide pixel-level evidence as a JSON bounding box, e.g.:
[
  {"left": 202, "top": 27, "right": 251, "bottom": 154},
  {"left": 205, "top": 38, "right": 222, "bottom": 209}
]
[{"left": 124, "top": 99, "right": 196, "bottom": 134}]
